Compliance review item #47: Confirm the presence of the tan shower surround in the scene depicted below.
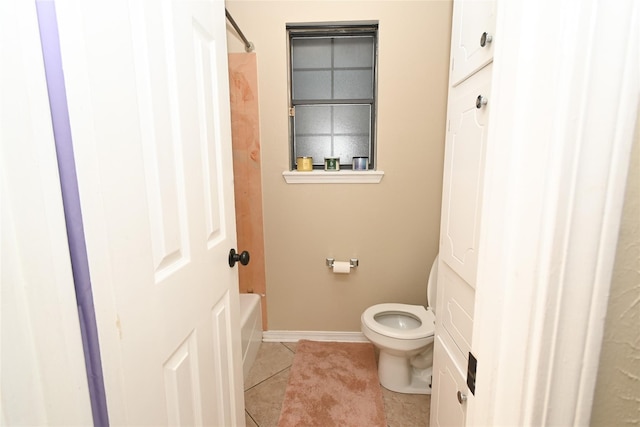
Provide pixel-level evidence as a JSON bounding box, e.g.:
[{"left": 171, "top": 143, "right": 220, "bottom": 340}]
[
  {"left": 229, "top": 53, "right": 268, "bottom": 328},
  {"left": 226, "top": 0, "right": 453, "bottom": 331}
]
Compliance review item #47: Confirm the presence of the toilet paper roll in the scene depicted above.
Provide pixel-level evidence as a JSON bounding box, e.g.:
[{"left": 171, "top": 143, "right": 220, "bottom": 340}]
[{"left": 332, "top": 261, "right": 351, "bottom": 274}]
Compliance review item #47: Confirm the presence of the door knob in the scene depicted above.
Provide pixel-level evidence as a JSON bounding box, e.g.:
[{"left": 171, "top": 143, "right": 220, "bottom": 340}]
[
  {"left": 480, "top": 31, "right": 493, "bottom": 47},
  {"left": 228, "top": 249, "right": 250, "bottom": 267},
  {"left": 457, "top": 390, "right": 467, "bottom": 404},
  {"left": 476, "top": 95, "right": 488, "bottom": 109}
]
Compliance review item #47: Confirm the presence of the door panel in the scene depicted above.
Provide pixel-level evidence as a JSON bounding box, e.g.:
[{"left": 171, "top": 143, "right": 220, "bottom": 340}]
[
  {"left": 450, "top": 0, "right": 496, "bottom": 86},
  {"left": 430, "top": 336, "right": 468, "bottom": 427},
  {"left": 440, "top": 64, "right": 492, "bottom": 286},
  {"left": 130, "top": 1, "right": 190, "bottom": 280},
  {"left": 163, "top": 332, "right": 202, "bottom": 426},
  {"left": 437, "top": 261, "right": 475, "bottom": 369},
  {"left": 55, "top": 0, "right": 244, "bottom": 424}
]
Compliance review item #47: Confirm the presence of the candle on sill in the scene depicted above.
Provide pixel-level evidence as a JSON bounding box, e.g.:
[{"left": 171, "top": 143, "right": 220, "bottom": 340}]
[
  {"left": 296, "top": 157, "right": 313, "bottom": 171},
  {"left": 324, "top": 157, "right": 340, "bottom": 171}
]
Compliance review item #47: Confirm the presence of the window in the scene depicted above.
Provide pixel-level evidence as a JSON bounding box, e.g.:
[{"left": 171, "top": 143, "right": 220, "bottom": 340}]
[{"left": 287, "top": 22, "right": 378, "bottom": 171}]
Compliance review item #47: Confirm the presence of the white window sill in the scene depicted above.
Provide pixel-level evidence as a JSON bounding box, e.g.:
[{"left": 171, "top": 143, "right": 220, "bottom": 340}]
[{"left": 282, "top": 170, "right": 385, "bottom": 184}]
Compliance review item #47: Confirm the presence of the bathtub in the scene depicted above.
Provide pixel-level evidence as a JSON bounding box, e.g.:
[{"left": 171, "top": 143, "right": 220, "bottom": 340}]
[{"left": 239, "top": 293, "right": 262, "bottom": 380}]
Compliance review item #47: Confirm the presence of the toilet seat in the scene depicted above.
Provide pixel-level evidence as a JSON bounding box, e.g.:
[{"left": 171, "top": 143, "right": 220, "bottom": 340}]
[{"left": 362, "top": 303, "right": 435, "bottom": 340}]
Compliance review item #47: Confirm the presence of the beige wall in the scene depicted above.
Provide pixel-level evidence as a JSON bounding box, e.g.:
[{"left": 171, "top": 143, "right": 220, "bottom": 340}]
[
  {"left": 591, "top": 114, "right": 640, "bottom": 426},
  {"left": 226, "top": 0, "right": 452, "bottom": 331}
]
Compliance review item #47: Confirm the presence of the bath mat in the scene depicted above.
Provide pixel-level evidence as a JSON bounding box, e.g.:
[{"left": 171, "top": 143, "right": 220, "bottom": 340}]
[{"left": 277, "top": 340, "right": 386, "bottom": 427}]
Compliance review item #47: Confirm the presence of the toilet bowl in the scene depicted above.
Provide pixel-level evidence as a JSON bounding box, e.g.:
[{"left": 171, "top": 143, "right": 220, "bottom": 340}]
[{"left": 361, "top": 255, "right": 438, "bottom": 395}]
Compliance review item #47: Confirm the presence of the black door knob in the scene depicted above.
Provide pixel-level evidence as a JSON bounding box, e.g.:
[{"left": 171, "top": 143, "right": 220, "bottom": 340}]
[{"left": 228, "top": 249, "right": 250, "bottom": 267}]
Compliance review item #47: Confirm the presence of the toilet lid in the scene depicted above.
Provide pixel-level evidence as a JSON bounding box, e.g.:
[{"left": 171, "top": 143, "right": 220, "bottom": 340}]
[{"left": 362, "top": 303, "right": 435, "bottom": 340}]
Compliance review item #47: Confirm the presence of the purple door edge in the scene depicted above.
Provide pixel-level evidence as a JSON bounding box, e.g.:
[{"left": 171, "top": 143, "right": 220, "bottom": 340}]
[{"left": 35, "top": 2, "right": 109, "bottom": 426}]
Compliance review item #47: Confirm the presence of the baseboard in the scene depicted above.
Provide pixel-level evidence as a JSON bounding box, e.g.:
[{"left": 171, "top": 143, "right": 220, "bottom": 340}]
[{"left": 262, "top": 330, "right": 368, "bottom": 343}]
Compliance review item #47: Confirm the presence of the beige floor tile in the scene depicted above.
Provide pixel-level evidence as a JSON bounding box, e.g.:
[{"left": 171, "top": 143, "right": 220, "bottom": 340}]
[
  {"left": 245, "top": 343, "right": 295, "bottom": 390},
  {"left": 281, "top": 341, "right": 297, "bottom": 353},
  {"left": 382, "top": 388, "right": 431, "bottom": 427},
  {"left": 244, "top": 367, "right": 291, "bottom": 427},
  {"left": 245, "top": 411, "right": 259, "bottom": 427}
]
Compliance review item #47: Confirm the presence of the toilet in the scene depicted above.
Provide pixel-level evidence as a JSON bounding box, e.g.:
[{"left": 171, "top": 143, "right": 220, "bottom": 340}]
[{"left": 361, "top": 254, "right": 438, "bottom": 395}]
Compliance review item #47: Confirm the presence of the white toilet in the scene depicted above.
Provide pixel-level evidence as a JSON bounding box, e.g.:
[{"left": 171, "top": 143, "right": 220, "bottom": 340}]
[{"left": 361, "top": 255, "right": 438, "bottom": 395}]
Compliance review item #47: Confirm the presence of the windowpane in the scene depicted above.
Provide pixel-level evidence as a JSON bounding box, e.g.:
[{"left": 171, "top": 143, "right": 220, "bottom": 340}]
[
  {"left": 291, "top": 35, "right": 374, "bottom": 101},
  {"left": 334, "top": 37, "right": 374, "bottom": 68},
  {"left": 294, "top": 104, "right": 371, "bottom": 166},
  {"left": 292, "top": 38, "right": 332, "bottom": 69},
  {"left": 333, "top": 70, "right": 373, "bottom": 99},
  {"left": 334, "top": 135, "right": 370, "bottom": 164},
  {"left": 295, "top": 135, "right": 332, "bottom": 162},
  {"left": 295, "top": 105, "right": 370, "bottom": 138},
  {"left": 292, "top": 70, "right": 332, "bottom": 100},
  {"left": 333, "top": 105, "right": 370, "bottom": 134},
  {"left": 295, "top": 105, "right": 331, "bottom": 134}
]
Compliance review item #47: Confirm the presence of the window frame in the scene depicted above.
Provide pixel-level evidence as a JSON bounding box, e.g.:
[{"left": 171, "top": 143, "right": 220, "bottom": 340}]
[{"left": 286, "top": 21, "right": 379, "bottom": 171}]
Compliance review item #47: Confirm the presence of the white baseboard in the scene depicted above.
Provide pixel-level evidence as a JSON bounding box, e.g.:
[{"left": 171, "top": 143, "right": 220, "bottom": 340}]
[{"left": 262, "top": 330, "right": 368, "bottom": 343}]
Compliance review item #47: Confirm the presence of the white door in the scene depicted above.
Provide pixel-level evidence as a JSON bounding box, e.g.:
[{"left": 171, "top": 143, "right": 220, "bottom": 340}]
[
  {"left": 0, "top": 1, "right": 92, "bottom": 424},
  {"left": 55, "top": 0, "right": 245, "bottom": 425}
]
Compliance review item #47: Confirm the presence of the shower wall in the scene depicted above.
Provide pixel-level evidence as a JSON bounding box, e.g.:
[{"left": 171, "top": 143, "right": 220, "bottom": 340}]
[{"left": 228, "top": 53, "right": 267, "bottom": 329}]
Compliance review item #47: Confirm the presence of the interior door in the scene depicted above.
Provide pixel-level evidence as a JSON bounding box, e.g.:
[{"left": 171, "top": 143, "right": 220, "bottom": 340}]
[
  {"left": 0, "top": 1, "right": 92, "bottom": 424},
  {"left": 55, "top": 0, "right": 245, "bottom": 425}
]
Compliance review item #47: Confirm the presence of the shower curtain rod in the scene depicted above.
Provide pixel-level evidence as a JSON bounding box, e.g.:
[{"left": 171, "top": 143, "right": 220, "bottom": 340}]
[{"left": 225, "top": 9, "right": 254, "bottom": 52}]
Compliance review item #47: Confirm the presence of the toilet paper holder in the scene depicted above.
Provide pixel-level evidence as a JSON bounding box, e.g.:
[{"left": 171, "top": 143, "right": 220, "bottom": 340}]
[{"left": 326, "top": 258, "right": 359, "bottom": 268}]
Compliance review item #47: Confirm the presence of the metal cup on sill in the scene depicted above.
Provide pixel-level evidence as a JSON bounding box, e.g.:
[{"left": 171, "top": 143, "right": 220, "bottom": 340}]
[{"left": 352, "top": 157, "right": 369, "bottom": 171}]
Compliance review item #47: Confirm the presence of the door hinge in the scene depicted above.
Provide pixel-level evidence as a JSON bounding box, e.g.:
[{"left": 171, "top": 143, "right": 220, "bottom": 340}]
[{"left": 289, "top": 107, "right": 295, "bottom": 117}]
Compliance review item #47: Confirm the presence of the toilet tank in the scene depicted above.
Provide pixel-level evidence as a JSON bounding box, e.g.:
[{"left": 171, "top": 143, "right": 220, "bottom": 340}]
[{"left": 427, "top": 254, "right": 438, "bottom": 312}]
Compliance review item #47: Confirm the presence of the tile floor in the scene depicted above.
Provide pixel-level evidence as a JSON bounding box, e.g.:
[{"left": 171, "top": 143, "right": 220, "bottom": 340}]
[{"left": 243, "top": 342, "right": 430, "bottom": 427}]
